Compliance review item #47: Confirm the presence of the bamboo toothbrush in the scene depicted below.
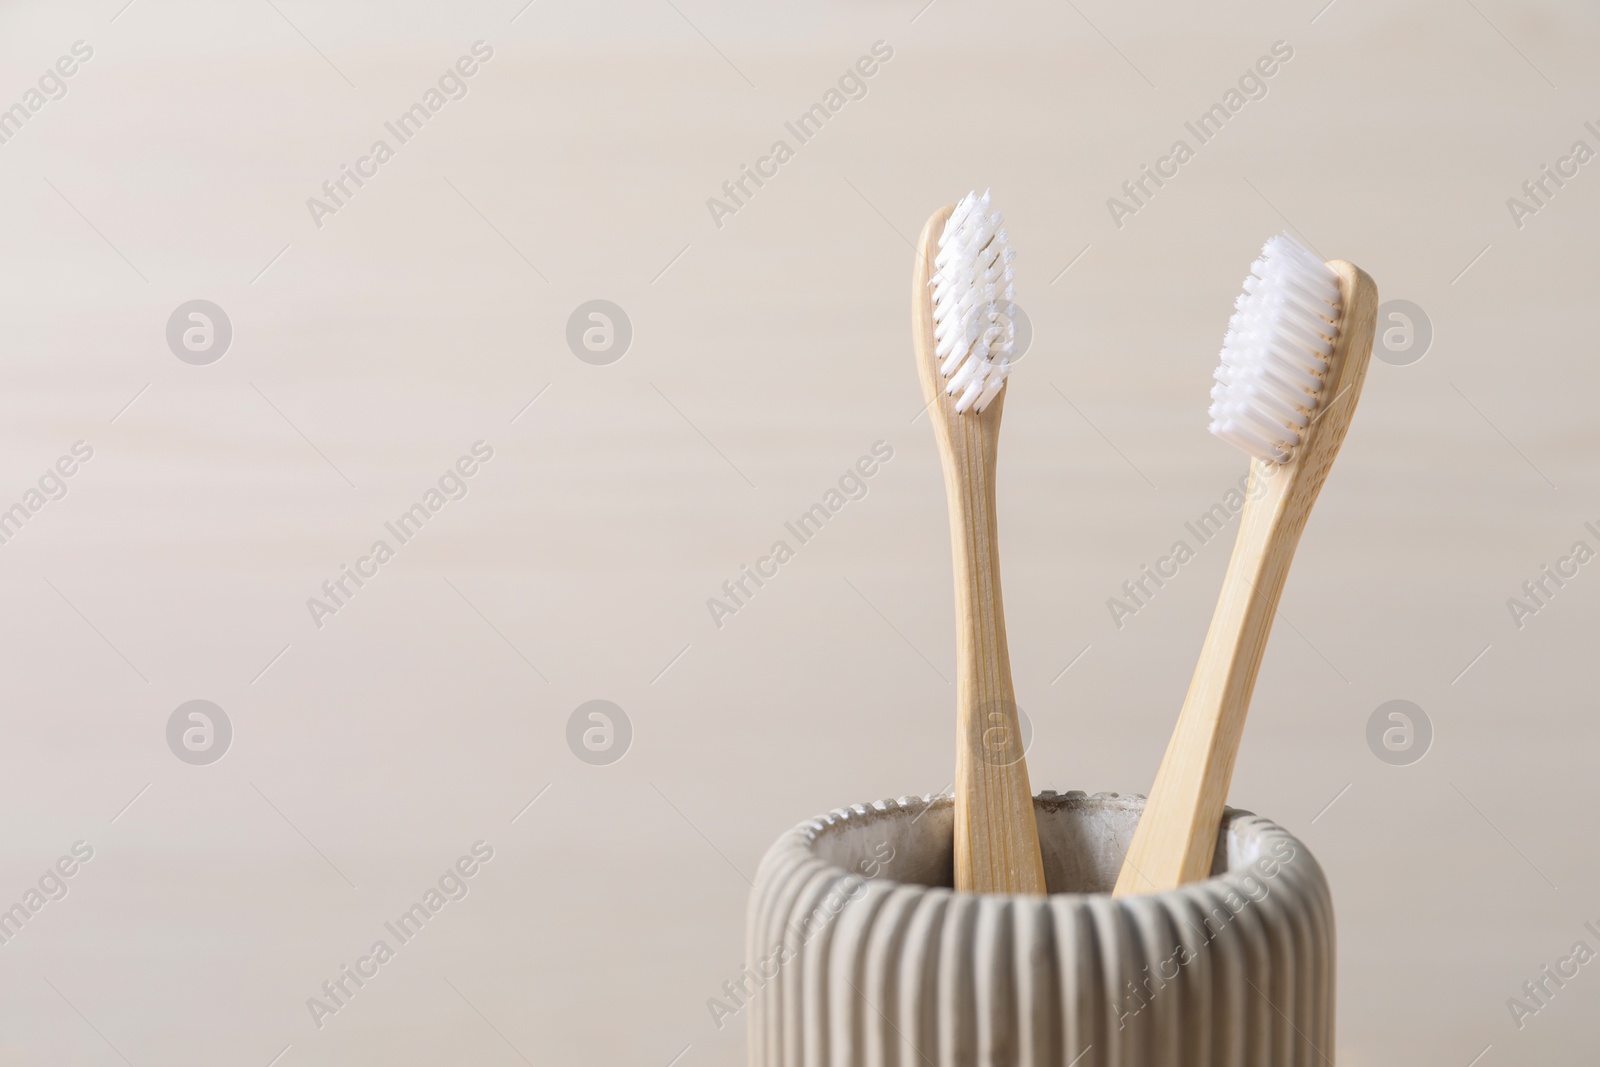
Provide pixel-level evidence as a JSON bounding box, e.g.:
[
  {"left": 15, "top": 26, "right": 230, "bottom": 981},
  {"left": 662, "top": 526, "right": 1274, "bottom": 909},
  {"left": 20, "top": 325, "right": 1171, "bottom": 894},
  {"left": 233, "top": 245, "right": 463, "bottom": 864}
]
[
  {"left": 912, "top": 190, "right": 1045, "bottom": 895},
  {"left": 1114, "top": 234, "right": 1378, "bottom": 896}
]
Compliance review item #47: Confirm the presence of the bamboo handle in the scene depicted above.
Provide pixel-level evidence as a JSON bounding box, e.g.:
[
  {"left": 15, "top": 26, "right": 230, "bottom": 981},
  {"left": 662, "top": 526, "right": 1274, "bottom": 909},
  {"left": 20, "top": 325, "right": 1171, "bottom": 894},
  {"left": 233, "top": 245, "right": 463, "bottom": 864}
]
[
  {"left": 913, "top": 205, "right": 1046, "bottom": 896},
  {"left": 1114, "top": 260, "right": 1378, "bottom": 896}
]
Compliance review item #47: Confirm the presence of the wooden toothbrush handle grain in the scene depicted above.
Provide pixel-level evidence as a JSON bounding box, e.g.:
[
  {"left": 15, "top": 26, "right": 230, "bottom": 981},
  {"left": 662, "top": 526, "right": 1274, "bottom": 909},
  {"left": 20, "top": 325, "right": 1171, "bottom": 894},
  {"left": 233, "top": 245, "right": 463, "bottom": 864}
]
[
  {"left": 1115, "top": 463, "right": 1298, "bottom": 893},
  {"left": 944, "top": 399, "right": 1046, "bottom": 896}
]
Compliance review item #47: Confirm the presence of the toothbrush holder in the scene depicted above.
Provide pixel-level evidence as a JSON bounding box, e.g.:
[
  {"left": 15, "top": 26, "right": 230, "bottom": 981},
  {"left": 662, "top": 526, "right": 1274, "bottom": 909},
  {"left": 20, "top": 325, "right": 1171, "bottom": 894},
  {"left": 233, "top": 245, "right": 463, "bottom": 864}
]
[{"left": 744, "top": 790, "right": 1334, "bottom": 1067}]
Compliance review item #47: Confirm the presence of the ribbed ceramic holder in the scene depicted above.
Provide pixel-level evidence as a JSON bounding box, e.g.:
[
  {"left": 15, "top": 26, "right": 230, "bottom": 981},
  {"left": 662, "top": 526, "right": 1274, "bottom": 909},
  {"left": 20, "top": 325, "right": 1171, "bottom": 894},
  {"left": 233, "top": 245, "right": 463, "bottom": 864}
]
[{"left": 745, "top": 790, "right": 1334, "bottom": 1067}]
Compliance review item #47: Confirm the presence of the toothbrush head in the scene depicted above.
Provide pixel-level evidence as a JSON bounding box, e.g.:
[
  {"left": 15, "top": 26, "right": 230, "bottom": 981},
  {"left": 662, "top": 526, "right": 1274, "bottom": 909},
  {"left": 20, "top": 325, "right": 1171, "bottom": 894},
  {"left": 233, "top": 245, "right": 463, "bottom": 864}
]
[
  {"left": 930, "top": 189, "right": 1017, "bottom": 414},
  {"left": 1208, "top": 233, "right": 1343, "bottom": 464}
]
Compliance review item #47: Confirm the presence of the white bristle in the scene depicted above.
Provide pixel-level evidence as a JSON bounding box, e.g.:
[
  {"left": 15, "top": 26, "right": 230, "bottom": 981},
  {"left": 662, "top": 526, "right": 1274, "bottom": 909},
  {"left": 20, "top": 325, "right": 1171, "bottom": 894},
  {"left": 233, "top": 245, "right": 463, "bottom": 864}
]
[
  {"left": 1207, "top": 233, "right": 1342, "bottom": 464},
  {"left": 931, "top": 189, "right": 1017, "bottom": 414}
]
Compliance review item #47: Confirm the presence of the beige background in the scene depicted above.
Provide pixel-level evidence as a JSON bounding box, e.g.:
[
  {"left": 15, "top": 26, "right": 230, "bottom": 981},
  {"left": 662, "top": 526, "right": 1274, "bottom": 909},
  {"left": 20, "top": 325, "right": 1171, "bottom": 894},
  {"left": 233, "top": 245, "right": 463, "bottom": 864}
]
[{"left": 0, "top": 0, "right": 1595, "bottom": 1063}]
